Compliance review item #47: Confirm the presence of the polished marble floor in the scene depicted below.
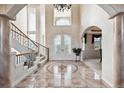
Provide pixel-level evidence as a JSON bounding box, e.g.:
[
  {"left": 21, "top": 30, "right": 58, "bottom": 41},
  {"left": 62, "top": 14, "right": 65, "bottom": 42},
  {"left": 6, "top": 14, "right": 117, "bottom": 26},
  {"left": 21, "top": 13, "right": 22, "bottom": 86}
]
[
  {"left": 84, "top": 59, "right": 101, "bottom": 75},
  {"left": 15, "top": 61, "right": 107, "bottom": 88}
]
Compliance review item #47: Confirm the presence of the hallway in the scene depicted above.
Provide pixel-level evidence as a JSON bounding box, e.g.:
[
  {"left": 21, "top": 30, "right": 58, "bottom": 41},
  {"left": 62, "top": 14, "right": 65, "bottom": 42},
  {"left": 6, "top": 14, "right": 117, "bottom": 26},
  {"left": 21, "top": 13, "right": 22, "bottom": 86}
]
[
  {"left": 15, "top": 61, "right": 107, "bottom": 88},
  {"left": 84, "top": 59, "right": 101, "bottom": 75},
  {"left": 1, "top": 4, "right": 124, "bottom": 88}
]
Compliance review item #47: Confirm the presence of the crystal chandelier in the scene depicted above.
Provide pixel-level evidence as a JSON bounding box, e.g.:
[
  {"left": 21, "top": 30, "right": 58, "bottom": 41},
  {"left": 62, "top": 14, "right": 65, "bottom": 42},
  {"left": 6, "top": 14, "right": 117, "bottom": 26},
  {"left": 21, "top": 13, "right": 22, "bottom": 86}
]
[{"left": 53, "top": 4, "right": 72, "bottom": 12}]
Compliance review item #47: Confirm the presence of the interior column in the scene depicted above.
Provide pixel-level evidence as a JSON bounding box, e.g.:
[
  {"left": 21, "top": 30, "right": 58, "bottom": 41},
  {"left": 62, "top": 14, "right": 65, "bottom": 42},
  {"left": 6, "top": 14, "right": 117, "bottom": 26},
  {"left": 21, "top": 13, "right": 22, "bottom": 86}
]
[
  {"left": 0, "top": 15, "right": 11, "bottom": 87},
  {"left": 113, "top": 13, "right": 124, "bottom": 87}
]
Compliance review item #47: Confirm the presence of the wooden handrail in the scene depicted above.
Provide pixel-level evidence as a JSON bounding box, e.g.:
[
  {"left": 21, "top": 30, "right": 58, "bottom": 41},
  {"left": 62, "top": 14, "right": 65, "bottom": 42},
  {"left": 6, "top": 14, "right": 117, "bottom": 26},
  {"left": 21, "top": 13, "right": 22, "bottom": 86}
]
[
  {"left": 16, "top": 51, "right": 35, "bottom": 56},
  {"left": 34, "top": 41, "right": 49, "bottom": 50},
  {"left": 11, "top": 22, "right": 49, "bottom": 50},
  {"left": 11, "top": 22, "right": 49, "bottom": 61},
  {"left": 11, "top": 29, "right": 25, "bottom": 37},
  {"left": 11, "top": 23, "right": 38, "bottom": 47},
  {"left": 11, "top": 29, "right": 37, "bottom": 51}
]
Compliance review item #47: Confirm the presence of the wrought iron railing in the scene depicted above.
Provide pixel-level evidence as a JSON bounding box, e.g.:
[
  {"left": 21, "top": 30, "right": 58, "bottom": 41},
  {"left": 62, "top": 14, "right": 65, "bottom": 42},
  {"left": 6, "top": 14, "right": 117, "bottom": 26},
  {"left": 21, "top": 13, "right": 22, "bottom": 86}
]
[
  {"left": 16, "top": 51, "right": 37, "bottom": 68},
  {"left": 10, "top": 23, "right": 39, "bottom": 51},
  {"left": 34, "top": 42, "right": 49, "bottom": 62},
  {"left": 10, "top": 23, "right": 49, "bottom": 65}
]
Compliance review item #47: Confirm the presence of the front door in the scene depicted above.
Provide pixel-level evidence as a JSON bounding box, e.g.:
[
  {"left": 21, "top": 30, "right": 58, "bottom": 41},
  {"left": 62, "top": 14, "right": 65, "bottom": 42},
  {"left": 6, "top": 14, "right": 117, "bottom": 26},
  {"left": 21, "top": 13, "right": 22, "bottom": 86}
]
[{"left": 54, "top": 34, "right": 71, "bottom": 60}]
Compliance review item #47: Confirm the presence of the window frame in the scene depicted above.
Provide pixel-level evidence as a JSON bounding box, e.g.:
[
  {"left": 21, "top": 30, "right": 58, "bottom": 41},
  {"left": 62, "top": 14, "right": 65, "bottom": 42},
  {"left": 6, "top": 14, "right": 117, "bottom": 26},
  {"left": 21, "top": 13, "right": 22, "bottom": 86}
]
[
  {"left": 53, "top": 6, "right": 72, "bottom": 27},
  {"left": 27, "top": 5, "right": 37, "bottom": 41}
]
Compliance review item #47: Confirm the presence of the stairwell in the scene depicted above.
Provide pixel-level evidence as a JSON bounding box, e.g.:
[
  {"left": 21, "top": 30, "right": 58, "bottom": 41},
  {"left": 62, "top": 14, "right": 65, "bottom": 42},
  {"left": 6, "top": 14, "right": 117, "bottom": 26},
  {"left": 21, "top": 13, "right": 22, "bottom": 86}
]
[{"left": 9, "top": 23, "right": 49, "bottom": 87}]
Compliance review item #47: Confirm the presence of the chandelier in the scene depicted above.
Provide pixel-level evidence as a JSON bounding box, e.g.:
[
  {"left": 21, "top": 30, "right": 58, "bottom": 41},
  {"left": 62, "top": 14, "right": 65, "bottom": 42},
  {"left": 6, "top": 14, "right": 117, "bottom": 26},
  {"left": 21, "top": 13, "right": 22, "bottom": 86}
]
[{"left": 53, "top": 4, "right": 72, "bottom": 12}]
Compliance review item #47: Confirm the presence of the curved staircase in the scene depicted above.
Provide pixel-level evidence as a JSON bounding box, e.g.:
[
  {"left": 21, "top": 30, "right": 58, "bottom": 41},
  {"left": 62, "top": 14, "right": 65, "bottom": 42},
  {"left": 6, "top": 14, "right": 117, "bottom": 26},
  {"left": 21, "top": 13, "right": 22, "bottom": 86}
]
[{"left": 9, "top": 23, "right": 49, "bottom": 87}]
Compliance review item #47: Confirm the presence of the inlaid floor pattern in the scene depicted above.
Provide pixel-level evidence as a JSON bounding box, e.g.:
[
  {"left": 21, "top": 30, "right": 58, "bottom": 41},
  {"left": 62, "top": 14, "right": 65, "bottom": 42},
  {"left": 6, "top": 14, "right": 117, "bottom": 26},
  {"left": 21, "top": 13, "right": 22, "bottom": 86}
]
[{"left": 15, "top": 61, "right": 107, "bottom": 88}]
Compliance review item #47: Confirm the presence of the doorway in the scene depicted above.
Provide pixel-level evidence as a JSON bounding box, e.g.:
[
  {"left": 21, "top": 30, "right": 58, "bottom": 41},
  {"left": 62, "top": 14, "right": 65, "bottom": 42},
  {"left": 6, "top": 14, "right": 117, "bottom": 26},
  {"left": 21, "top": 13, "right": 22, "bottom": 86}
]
[
  {"left": 82, "top": 26, "right": 102, "bottom": 74},
  {"left": 53, "top": 34, "right": 72, "bottom": 60}
]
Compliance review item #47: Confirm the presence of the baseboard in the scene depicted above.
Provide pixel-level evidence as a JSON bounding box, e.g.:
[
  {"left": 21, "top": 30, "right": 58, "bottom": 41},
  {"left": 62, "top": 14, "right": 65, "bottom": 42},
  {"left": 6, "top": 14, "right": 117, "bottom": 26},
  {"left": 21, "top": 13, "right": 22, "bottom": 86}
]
[{"left": 102, "top": 79, "right": 112, "bottom": 88}]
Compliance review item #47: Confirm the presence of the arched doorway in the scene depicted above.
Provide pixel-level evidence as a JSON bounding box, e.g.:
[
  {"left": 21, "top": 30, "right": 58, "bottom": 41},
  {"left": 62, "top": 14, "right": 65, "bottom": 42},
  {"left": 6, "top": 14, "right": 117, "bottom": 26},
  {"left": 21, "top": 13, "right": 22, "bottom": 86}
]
[{"left": 81, "top": 26, "right": 102, "bottom": 74}]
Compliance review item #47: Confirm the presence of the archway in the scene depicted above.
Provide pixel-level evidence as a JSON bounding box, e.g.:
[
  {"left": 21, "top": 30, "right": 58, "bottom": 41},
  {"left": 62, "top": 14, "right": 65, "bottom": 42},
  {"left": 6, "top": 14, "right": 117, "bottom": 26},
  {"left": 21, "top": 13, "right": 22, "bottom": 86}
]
[{"left": 81, "top": 26, "right": 102, "bottom": 74}]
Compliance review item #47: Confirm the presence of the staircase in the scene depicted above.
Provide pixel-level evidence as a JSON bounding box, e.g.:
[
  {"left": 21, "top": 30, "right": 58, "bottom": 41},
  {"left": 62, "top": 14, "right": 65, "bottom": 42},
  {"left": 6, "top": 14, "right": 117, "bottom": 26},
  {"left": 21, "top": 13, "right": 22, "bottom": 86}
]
[{"left": 9, "top": 23, "right": 49, "bottom": 87}]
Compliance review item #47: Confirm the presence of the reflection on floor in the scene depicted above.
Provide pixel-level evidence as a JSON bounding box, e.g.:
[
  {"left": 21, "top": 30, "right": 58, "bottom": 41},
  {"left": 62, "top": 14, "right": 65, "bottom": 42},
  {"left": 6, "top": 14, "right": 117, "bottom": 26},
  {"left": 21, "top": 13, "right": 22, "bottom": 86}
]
[
  {"left": 15, "top": 61, "right": 107, "bottom": 88},
  {"left": 84, "top": 59, "right": 101, "bottom": 75}
]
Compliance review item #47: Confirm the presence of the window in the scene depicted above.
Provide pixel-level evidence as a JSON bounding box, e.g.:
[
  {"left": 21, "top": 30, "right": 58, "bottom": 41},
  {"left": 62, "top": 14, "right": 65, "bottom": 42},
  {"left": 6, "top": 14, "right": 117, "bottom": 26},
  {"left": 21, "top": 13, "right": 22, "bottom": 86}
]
[
  {"left": 56, "top": 18, "right": 71, "bottom": 26},
  {"left": 28, "top": 7, "right": 36, "bottom": 31},
  {"left": 27, "top": 6, "right": 36, "bottom": 41},
  {"left": 64, "top": 35, "right": 71, "bottom": 54},
  {"left": 28, "top": 34, "right": 36, "bottom": 41},
  {"left": 54, "top": 35, "right": 61, "bottom": 54},
  {"left": 54, "top": 7, "right": 72, "bottom": 26},
  {"left": 94, "top": 37, "right": 101, "bottom": 50}
]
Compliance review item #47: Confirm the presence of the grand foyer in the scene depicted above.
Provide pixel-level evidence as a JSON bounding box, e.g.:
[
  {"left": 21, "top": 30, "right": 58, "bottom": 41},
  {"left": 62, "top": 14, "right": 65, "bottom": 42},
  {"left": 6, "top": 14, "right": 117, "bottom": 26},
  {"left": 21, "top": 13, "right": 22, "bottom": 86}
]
[{"left": 0, "top": 4, "right": 124, "bottom": 88}]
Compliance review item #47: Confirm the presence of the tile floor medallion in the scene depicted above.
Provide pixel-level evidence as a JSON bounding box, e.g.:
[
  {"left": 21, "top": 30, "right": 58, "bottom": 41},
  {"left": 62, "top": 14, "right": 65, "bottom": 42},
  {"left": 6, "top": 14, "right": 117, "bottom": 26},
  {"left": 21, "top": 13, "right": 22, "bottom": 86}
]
[{"left": 15, "top": 61, "right": 108, "bottom": 88}]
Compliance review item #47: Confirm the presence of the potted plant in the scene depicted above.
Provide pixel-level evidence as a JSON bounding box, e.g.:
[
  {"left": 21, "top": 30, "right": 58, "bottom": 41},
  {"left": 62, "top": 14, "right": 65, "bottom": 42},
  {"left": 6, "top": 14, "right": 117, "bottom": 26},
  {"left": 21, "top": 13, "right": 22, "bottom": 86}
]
[{"left": 72, "top": 48, "right": 81, "bottom": 62}]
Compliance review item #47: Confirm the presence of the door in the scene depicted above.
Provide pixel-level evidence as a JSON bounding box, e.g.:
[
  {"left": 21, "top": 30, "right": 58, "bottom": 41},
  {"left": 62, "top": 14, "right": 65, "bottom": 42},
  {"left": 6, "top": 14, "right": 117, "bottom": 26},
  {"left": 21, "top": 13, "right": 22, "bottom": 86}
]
[{"left": 54, "top": 34, "right": 71, "bottom": 60}]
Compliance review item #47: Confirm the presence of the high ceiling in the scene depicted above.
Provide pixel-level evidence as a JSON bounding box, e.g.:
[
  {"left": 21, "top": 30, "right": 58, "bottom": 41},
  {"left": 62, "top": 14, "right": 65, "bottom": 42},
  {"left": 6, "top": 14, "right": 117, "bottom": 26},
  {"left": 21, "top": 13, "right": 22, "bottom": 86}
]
[
  {"left": 0, "top": 4, "right": 124, "bottom": 19},
  {"left": 98, "top": 4, "right": 124, "bottom": 18}
]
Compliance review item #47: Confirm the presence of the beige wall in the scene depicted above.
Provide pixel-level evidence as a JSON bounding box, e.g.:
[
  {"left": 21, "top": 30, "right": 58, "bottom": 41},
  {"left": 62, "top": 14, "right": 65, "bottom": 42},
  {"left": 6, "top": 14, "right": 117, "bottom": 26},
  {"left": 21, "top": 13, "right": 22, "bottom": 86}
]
[
  {"left": 45, "top": 4, "right": 80, "bottom": 60},
  {"left": 80, "top": 4, "right": 114, "bottom": 87}
]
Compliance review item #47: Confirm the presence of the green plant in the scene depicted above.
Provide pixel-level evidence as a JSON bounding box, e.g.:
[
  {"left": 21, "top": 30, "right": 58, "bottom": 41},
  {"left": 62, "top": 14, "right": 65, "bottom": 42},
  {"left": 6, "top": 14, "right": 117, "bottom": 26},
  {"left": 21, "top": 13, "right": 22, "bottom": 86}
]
[
  {"left": 72, "top": 48, "right": 81, "bottom": 56},
  {"left": 72, "top": 48, "right": 81, "bottom": 62}
]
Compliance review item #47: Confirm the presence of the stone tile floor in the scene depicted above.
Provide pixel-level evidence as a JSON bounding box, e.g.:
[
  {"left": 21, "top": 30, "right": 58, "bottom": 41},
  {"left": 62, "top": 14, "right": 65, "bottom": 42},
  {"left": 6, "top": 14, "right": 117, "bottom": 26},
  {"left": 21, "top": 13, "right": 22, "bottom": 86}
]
[
  {"left": 84, "top": 59, "right": 101, "bottom": 75},
  {"left": 15, "top": 61, "right": 107, "bottom": 88}
]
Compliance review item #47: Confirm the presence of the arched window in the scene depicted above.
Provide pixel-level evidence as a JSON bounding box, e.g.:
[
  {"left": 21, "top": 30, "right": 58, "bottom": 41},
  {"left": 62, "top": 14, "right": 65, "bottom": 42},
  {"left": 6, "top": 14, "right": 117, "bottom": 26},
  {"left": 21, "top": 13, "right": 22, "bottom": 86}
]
[
  {"left": 54, "top": 7, "right": 72, "bottom": 26},
  {"left": 56, "top": 18, "right": 71, "bottom": 26}
]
